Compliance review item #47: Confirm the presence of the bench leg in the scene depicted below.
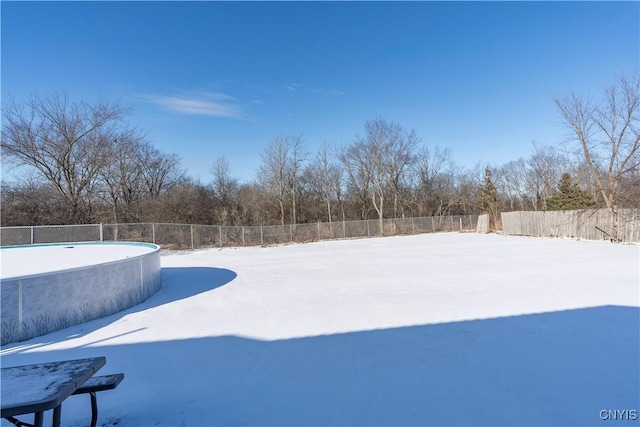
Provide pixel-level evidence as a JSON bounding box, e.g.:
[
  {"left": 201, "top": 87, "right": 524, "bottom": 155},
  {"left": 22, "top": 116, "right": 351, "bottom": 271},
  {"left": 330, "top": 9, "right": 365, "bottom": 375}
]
[
  {"left": 33, "top": 412, "right": 43, "bottom": 427},
  {"left": 52, "top": 406, "right": 61, "bottom": 427},
  {"left": 89, "top": 391, "right": 98, "bottom": 427}
]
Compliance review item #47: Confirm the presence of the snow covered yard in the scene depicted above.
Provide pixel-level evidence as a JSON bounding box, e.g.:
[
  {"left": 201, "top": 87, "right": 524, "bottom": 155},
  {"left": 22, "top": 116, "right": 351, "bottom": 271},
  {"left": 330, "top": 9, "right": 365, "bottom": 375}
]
[{"left": 1, "top": 233, "right": 638, "bottom": 426}]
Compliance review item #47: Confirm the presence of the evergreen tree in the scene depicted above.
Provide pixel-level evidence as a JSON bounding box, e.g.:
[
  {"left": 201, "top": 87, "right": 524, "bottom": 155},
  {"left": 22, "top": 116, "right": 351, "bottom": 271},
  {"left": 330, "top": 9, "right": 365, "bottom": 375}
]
[
  {"left": 546, "top": 173, "right": 596, "bottom": 210},
  {"left": 478, "top": 167, "right": 499, "bottom": 228}
]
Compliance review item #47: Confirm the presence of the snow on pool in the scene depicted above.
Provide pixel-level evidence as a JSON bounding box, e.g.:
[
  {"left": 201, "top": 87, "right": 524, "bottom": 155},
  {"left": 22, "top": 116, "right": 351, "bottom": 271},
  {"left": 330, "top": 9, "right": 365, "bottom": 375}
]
[
  {"left": 1, "top": 233, "right": 638, "bottom": 427},
  {"left": 0, "top": 242, "right": 156, "bottom": 280}
]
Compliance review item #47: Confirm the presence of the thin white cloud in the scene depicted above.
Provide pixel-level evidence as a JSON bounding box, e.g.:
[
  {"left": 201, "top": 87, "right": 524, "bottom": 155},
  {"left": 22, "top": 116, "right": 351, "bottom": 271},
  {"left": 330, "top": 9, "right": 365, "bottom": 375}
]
[
  {"left": 314, "top": 88, "right": 345, "bottom": 96},
  {"left": 135, "top": 93, "right": 245, "bottom": 119},
  {"left": 287, "top": 83, "right": 301, "bottom": 91}
]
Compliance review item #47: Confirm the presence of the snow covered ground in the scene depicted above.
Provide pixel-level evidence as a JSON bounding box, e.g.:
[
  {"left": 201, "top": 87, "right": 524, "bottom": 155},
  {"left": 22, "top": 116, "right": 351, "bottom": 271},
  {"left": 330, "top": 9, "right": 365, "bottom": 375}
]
[{"left": 1, "top": 233, "right": 638, "bottom": 426}]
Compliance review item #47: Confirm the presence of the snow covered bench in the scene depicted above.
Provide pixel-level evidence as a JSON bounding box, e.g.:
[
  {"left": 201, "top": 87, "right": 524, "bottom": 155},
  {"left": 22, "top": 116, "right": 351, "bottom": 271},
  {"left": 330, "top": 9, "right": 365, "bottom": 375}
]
[{"left": 73, "top": 373, "right": 124, "bottom": 427}]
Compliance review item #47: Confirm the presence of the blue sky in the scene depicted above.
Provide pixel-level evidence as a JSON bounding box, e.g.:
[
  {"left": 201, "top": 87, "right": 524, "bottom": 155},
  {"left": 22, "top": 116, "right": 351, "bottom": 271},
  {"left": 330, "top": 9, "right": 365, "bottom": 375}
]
[{"left": 2, "top": 1, "right": 638, "bottom": 183}]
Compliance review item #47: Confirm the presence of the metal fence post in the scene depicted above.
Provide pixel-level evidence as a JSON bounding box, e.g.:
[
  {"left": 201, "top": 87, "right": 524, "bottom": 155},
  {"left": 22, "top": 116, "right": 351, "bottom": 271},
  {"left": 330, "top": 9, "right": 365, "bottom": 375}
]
[
  {"left": 139, "top": 258, "right": 144, "bottom": 293},
  {"left": 317, "top": 222, "right": 320, "bottom": 241},
  {"left": 191, "top": 225, "right": 194, "bottom": 250},
  {"left": 260, "top": 225, "right": 264, "bottom": 245},
  {"left": 30, "top": 226, "right": 34, "bottom": 245},
  {"left": 290, "top": 224, "right": 293, "bottom": 242},
  {"left": 152, "top": 223, "right": 156, "bottom": 244},
  {"left": 99, "top": 223, "right": 104, "bottom": 241},
  {"left": 242, "top": 227, "right": 245, "bottom": 246},
  {"left": 18, "top": 280, "right": 23, "bottom": 339},
  {"left": 219, "top": 226, "right": 223, "bottom": 248}
]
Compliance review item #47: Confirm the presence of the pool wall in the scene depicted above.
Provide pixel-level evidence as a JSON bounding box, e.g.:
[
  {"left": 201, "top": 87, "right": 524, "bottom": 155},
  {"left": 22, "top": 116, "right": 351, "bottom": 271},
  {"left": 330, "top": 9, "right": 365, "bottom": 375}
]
[{"left": 1, "top": 242, "right": 161, "bottom": 345}]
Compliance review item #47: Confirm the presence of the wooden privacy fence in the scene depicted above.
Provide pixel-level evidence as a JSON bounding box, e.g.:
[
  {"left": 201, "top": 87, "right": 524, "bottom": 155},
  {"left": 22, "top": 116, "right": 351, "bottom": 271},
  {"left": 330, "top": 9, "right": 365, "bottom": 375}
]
[
  {"left": 476, "top": 214, "right": 490, "bottom": 234},
  {"left": 501, "top": 208, "right": 640, "bottom": 243}
]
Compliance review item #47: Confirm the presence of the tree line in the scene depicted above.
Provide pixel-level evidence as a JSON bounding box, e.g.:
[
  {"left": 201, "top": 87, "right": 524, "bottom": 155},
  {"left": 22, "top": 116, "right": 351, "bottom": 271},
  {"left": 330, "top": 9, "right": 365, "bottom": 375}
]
[{"left": 2, "top": 74, "right": 639, "bottom": 231}]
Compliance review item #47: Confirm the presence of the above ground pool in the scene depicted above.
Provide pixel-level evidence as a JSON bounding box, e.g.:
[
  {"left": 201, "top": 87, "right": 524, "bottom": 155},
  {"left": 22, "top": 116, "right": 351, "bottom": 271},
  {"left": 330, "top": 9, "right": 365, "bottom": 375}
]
[{"left": 1, "top": 242, "right": 162, "bottom": 345}]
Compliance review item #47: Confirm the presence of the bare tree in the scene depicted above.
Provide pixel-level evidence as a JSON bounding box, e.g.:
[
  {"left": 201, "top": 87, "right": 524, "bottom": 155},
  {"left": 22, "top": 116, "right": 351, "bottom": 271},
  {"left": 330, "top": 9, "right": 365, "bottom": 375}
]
[
  {"left": 555, "top": 74, "right": 640, "bottom": 237},
  {"left": 572, "top": 160, "right": 602, "bottom": 204},
  {"left": 496, "top": 143, "right": 567, "bottom": 211},
  {"left": 288, "top": 136, "right": 306, "bottom": 225},
  {"left": 258, "top": 136, "right": 290, "bottom": 225},
  {"left": 412, "top": 145, "right": 454, "bottom": 216},
  {"left": 387, "top": 127, "right": 419, "bottom": 218},
  {"left": 619, "top": 168, "right": 640, "bottom": 207},
  {"left": 97, "top": 130, "right": 148, "bottom": 223},
  {"left": 342, "top": 117, "right": 418, "bottom": 234},
  {"left": 236, "top": 183, "right": 271, "bottom": 226},
  {"left": 210, "top": 156, "right": 240, "bottom": 225},
  {"left": 455, "top": 163, "right": 485, "bottom": 215},
  {"left": 496, "top": 158, "right": 530, "bottom": 211},
  {"left": 146, "top": 179, "right": 215, "bottom": 225},
  {"left": 257, "top": 135, "right": 305, "bottom": 226},
  {"left": 527, "top": 142, "right": 566, "bottom": 210},
  {"left": 1, "top": 93, "right": 126, "bottom": 222},
  {"left": 138, "top": 142, "right": 184, "bottom": 199},
  {"left": 307, "top": 143, "right": 343, "bottom": 227},
  {"left": 0, "top": 176, "right": 68, "bottom": 226},
  {"left": 340, "top": 140, "right": 373, "bottom": 220}
]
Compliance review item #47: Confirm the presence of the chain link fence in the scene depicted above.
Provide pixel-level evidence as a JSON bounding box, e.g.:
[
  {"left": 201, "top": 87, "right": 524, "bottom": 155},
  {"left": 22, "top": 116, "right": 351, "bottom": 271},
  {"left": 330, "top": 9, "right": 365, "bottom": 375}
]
[
  {"left": 0, "top": 224, "right": 103, "bottom": 246},
  {"left": 1, "top": 215, "right": 479, "bottom": 250}
]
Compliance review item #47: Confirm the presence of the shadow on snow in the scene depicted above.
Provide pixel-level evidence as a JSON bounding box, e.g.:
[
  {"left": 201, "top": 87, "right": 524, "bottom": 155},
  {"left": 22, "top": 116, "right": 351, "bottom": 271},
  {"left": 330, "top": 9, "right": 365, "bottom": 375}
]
[
  {"left": 3, "top": 305, "right": 639, "bottom": 426},
  {"left": 2, "top": 267, "right": 237, "bottom": 349}
]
